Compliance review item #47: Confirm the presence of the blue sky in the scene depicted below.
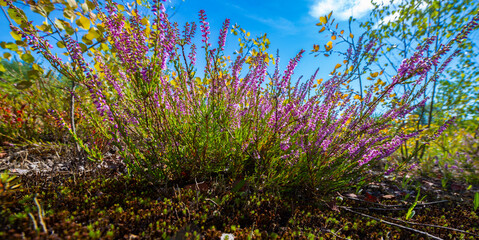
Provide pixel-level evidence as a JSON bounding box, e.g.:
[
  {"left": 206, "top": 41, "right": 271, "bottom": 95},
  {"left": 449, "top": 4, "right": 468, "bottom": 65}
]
[
  {"left": 0, "top": 0, "right": 386, "bottom": 85},
  {"left": 164, "top": 0, "right": 384, "bottom": 81}
]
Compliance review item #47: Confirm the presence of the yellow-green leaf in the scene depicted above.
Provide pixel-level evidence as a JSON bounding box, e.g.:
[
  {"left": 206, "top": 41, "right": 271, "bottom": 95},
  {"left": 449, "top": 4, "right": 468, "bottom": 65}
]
[
  {"left": 21, "top": 53, "right": 34, "bottom": 63},
  {"left": 41, "top": 0, "right": 55, "bottom": 14},
  {"left": 376, "top": 79, "right": 385, "bottom": 86},
  {"left": 57, "top": 41, "right": 66, "bottom": 48},
  {"left": 32, "top": 63, "right": 41, "bottom": 71},
  {"left": 54, "top": 18, "right": 65, "bottom": 30},
  {"left": 27, "top": 69, "right": 41, "bottom": 80},
  {"left": 140, "top": 17, "right": 149, "bottom": 26},
  {"left": 76, "top": 16, "right": 90, "bottom": 30},
  {"left": 328, "top": 11, "right": 333, "bottom": 20},
  {"left": 88, "top": 11, "right": 97, "bottom": 22},
  {"left": 66, "top": 0, "right": 77, "bottom": 9},
  {"left": 81, "top": 2, "right": 89, "bottom": 12},
  {"left": 10, "top": 31, "right": 22, "bottom": 41},
  {"left": 31, "top": 3, "right": 51, "bottom": 17},
  {"left": 320, "top": 16, "right": 327, "bottom": 25},
  {"left": 65, "top": 25, "right": 75, "bottom": 35},
  {"left": 370, "top": 72, "right": 379, "bottom": 78},
  {"left": 325, "top": 41, "right": 333, "bottom": 51},
  {"left": 100, "top": 43, "right": 109, "bottom": 51},
  {"left": 0, "top": 63, "right": 5, "bottom": 72},
  {"left": 8, "top": 8, "right": 25, "bottom": 25},
  {"left": 117, "top": 4, "right": 125, "bottom": 11},
  {"left": 3, "top": 52, "right": 12, "bottom": 60},
  {"left": 86, "top": 0, "right": 96, "bottom": 10},
  {"left": 5, "top": 42, "right": 18, "bottom": 51},
  {"left": 82, "top": 35, "right": 93, "bottom": 45},
  {"left": 36, "top": 24, "right": 52, "bottom": 32},
  {"left": 63, "top": 8, "right": 75, "bottom": 21},
  {"left": 79, "top": 43, "right": 87, "bottom": 52},
  {"left": 0, "top": 0, "right": 7, "bottom": 7},
  {"left": 85, "top": 28, "right": 100, "bottom": 40},
  {"left": 15, "top": 81, "right": 33, "bottom": 90}
]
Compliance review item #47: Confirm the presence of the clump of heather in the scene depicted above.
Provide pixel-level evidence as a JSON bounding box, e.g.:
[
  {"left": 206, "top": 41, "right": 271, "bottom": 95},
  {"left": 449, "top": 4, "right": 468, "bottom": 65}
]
[
  {"left": 420, "top": 125, "right": 479, "bottom": 184},
  {"left": 6, "top": 0, "right": 478, "bottom": 195}
]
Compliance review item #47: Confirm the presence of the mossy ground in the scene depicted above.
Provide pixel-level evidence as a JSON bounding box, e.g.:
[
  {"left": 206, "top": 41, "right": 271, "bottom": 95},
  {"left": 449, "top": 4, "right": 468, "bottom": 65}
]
[{"left": 1, "top": 142, "right": 478, "bottom": 239}]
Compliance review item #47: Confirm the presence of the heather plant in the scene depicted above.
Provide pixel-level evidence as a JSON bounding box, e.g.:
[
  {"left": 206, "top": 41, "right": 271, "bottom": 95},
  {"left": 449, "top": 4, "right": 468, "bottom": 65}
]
[
  {"left": 0, "top": 59, "right": 105, "bottom": 151},
  {"left": 365, "top": 0, "right": 479, "bottom": 123},
  {"left": 419, "top": 124, "right": 479, "bottom": 184},
  {"left": 0, "top": 0, "right": 116, "bottom": 153},
  {"left": 313, "top": 9, "right": 479, "bottom": 176},
  {"left": 0, "top": 60, "right": 73, "bottom": 142},
  {"left": 3, "top": 0, "right": 478, "bottom": 196},
  {"left": 361, "top": 0, "right": 479, "bottom": 171},
  {"left": 474, "top": 192, "right": 479, "bottom": 212}
]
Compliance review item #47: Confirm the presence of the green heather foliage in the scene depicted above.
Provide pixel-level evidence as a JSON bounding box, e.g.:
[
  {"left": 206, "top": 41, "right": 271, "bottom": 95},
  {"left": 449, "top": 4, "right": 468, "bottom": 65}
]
[
  {"left": 0, "top": 60, "right": 69, "bottom": 142},
  {"left": 357, "top": 0, "right": 479, "bottom": 179},
  {"left": 474, "top": 192, "right": 479, "bottom": 212},
  {"left": 0, "top": 59, "right": 103, "bottom": 146},
  {"left": 364, "top": 0, "right": 479, "bottom": 122},
  {"left": 361, "top": 0, "right": 479, "bottom": 169},
  {"left": 1, "top": 0, "right": 478, "bottom": 196}
]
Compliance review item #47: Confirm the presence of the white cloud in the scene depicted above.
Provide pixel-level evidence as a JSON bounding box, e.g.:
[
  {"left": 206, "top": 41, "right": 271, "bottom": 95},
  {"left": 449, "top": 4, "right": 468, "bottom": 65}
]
[{"left": 309, "top": 0, "right": 391, "bottom": 21}]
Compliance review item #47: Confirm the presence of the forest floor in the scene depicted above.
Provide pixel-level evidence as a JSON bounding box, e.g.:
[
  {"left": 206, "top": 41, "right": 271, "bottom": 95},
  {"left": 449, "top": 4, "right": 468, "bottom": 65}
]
[{"left": 1, "top": 140, "right": 478, "bottom": 239}]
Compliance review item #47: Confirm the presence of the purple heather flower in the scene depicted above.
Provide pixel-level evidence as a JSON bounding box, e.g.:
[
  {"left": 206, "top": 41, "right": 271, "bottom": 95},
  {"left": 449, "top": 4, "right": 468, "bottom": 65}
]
[
  {"left": 364, "top": 39, "right": 375, "bottom": 53},
  {"left": 218, "top": 19, "right": 230, "bottom": 50},
  {"left": 359, "top": 149, "right": 382, "bottom": 166},
  {"left": 199, "top": 10, "right": 211, "bottom": 48},
  {"left": 385, "top": 165, "right": 397, "bottom": 175},
  {"left": 430, "top": 117, "right": 456, "bottom": 141},
  {"left": 409, "top": 163, "right": 418, "bottom": 171},
  {"left": 64, "top": 37, "right": 91, "bottom": 77},
  {"left": 281, "top": 50, "right": 305, "bottom": 86},
  {"left": 320, "top": 139, "right": 331, "bottom": 151},
  {"left": 182, "top": 22, "right": 197, "bottom": 45}
]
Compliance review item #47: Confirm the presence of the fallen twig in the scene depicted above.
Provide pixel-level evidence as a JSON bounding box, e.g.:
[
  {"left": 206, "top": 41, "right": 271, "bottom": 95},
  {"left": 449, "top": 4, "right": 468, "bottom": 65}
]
[
  {"left": 349, "top": 206, "right": 411, "bottom": 211},
  {"left": 320, "top": 227, "right": 352, "bottom": 240},
  {"left": 385, "top": 216, "right": 479, "bottom": 238},
  {"left": 33, "top": 194, "right": 48, "bottom": 233},
  {"left": 205, "top": 198, "right": 219, "bottom": 207},
  {"left": 340, "top": 193, "right": 448, "bottom": 208},
  {"left": 339, "top": 206, "right": 443, "bottom": 240}
]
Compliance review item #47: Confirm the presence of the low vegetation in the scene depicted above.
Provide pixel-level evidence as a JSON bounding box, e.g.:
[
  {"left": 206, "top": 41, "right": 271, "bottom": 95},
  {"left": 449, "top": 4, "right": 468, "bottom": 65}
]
[{"left": 0, "top": 0, "right": 478, "bottom": 238}]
